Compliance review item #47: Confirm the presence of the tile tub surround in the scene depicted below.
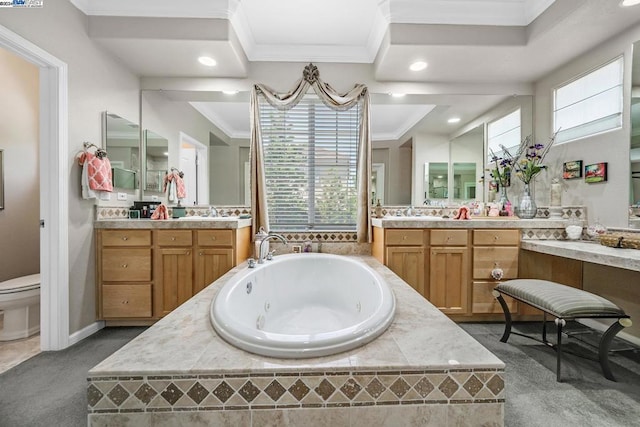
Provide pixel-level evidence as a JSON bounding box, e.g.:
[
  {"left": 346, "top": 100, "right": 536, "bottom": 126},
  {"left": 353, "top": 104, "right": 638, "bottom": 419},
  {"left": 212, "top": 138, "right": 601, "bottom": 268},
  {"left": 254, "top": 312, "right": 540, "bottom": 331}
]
[{"left": 88, "top": 257, "right": 505, "bottom": 426}]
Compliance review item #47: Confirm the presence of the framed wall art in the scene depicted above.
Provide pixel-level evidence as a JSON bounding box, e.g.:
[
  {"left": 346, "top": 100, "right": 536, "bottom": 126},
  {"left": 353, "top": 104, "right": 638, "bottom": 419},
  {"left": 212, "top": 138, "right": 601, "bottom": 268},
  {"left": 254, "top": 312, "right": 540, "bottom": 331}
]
[
  {"left": 562, "top": 160, "right": 582, "bottom": 179},
  {"left": 585, "top": 162, "right": 607, "bottom": 183}
]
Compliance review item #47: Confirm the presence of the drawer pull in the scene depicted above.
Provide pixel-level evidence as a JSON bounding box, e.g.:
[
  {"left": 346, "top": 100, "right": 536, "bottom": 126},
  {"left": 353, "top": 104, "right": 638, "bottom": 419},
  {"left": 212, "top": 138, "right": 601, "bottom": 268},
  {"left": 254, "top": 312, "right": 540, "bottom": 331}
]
[
  {"left": 121, "top": 264, "right": 128, "bottom": 268},
  {"left": 122, "top": 300, "right": 129, "bottom": 304},
  {"left": 171, "top": 237, "right": 176, "bottom": 241},
  {"left": 186, "top": 251, "right": 190, "bottom": 256},
  {"left": 211, "top": 236, "right": 217, "bottom": 241},
  {"left": 122, "top": 236, "right": 128, "bottom": 241},
  {"left": 199, "top": 252, "right": 204, "bottom": 256}
]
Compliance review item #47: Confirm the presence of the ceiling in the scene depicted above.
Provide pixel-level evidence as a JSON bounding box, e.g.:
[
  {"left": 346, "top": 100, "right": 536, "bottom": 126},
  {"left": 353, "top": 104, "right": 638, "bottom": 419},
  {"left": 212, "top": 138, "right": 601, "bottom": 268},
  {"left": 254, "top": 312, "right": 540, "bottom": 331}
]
[{"left": 71, "top": 0, "right": 640, "bottom": 138}]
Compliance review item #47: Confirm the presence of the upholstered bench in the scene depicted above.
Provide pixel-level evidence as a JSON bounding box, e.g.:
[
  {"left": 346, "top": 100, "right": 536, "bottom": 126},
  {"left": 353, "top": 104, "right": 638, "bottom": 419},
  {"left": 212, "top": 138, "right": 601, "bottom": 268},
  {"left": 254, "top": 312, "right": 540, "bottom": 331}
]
[{"left": 492, "top": 279, "right": 632, "bottom": 382}]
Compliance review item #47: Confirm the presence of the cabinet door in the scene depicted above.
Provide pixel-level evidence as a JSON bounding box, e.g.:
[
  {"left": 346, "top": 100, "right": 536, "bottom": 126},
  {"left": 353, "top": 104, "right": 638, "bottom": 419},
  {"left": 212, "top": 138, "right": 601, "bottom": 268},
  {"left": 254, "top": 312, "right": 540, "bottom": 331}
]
[
  {"left": 386, "top": 247, "right": 425, "bottom": 296},
  {"left": 195, "top": 248, "right": 234, "bottom": 294},
  {"left": 102, "top": 284, "right": 152, "bottom": 318},
  {"left": 430, "top": 247, "right": 469, "bottom": 314},
  {"left": 158, "top": 248, "right": 193, "bottom": 316}
]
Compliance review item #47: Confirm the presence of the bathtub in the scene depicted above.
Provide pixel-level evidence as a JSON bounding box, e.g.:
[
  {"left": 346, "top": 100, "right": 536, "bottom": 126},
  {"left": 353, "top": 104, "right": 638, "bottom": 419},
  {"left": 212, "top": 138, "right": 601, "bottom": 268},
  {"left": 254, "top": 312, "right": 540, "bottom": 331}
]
[{"left": 210, "top": 253, "right": 396, "bottom": 358}]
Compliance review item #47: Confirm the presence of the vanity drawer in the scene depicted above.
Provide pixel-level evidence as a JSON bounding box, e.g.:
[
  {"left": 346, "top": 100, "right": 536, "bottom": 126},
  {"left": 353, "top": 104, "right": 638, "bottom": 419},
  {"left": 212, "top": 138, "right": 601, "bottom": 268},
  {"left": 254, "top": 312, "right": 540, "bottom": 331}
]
[
  {"left": 102, "top": 284, "right": 152, "bottom": 318},
  {"left": 472, "top": 281, "right": 518, "bottom": 314},
  {"left": 157, "top": 230, "right": 193, "bottom": 246},
  {"left": 101, "top": 230, "right": 151, "bottom": 247},
  {"left": 430, "top": 230, "right": 468, "bottom": 246},
  {"left": 197, "top": 230, "right": 234, "bottom": 247},
  {"left": 473, "top": 246, "right": 519, "bottom": 280},
  {"left": 473, "top": 229, "right": 520, "bottom": 246},
  {"left": 102, "top": 248, "right": 152, "bottom": 281},
  {"left": 385, "top": 229, "right": 423, "bottom": 246}
]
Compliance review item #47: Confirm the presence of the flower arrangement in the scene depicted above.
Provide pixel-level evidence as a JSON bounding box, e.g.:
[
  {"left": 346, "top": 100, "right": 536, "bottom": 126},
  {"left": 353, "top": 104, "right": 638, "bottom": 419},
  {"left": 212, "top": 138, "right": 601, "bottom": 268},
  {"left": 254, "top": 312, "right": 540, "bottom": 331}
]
[{"left": 489, "top": 132, "right": 557, "bottom": 186}]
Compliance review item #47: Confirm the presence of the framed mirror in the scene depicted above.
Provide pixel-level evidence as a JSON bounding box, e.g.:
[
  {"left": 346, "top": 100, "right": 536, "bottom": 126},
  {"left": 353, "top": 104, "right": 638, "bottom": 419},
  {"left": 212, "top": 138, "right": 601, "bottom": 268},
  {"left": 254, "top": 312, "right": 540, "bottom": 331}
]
[
  {"left": 630, "top": 41, "right": 640, "bottom": 227},
  {"left": 103, "top": 112, "right": 140, "bottom": 190},
  {"left": 144, "top": 129, "right": 169, "bottom": 193},
  {"left": 424, "top": 162, "right": 449, "bottom": 202}
]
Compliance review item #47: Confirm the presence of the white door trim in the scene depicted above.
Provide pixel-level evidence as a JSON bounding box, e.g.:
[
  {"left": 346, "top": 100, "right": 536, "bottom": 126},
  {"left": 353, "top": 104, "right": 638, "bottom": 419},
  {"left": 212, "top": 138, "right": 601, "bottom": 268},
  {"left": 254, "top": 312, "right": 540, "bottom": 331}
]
[
  {"left": 0, "top": 25, "right": 69, "bottom": 350},
  {"left": 179, "top": 132, "right": 208, "bottom": 205}
]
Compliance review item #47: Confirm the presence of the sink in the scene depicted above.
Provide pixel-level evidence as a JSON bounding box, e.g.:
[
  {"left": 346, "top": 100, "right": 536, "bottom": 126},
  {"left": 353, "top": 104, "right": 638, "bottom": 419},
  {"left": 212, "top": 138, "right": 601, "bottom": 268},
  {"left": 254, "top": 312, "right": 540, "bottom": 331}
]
[{"left": 176, "top": 216, "right": 237, "bottom": 221}]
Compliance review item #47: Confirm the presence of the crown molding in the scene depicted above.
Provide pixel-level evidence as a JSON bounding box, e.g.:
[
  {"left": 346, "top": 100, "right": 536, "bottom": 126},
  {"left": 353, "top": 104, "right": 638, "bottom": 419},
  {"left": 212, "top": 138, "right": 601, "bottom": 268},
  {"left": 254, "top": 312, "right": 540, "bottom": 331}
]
[{"left": 70, "top": 0, "right": 233, "bottom": 18}]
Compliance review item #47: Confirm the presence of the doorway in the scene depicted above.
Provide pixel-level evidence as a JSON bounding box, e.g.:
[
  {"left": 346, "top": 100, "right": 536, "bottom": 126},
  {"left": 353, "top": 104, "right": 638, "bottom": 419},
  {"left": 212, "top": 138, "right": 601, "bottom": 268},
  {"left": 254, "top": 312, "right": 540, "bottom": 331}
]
[{"left": 179, "top": 132, "right": 208, "bottom": 206}]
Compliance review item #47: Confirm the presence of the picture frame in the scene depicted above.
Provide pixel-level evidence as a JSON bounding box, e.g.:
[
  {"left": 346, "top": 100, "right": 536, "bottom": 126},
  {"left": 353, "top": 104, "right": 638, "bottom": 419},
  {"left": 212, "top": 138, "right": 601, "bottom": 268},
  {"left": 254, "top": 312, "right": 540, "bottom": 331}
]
[
  {"left": 585, "top": 162, "right": 607, "bottom": 183},
  {"left": 562, "top": 160, "right": 582, "bottom": 179}
]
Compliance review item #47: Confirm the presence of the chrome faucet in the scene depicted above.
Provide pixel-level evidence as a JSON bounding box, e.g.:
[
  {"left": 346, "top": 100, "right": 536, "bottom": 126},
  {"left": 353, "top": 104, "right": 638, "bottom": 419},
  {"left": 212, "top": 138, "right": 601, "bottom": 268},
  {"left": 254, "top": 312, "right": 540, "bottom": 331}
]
[
  {"left": 258, "top": 233, "right": 287, "bottom": 264},
  {"left": 209, "top": 206, "right": 218, "bottom": 217}
]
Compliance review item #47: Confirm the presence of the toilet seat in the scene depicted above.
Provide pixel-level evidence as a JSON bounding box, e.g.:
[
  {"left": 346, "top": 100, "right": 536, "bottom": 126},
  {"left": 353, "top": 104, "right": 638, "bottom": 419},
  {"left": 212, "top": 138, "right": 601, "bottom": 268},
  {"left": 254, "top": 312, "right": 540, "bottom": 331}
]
[{"left": 0, "top": 273, "right": 40, "bottom": 294}]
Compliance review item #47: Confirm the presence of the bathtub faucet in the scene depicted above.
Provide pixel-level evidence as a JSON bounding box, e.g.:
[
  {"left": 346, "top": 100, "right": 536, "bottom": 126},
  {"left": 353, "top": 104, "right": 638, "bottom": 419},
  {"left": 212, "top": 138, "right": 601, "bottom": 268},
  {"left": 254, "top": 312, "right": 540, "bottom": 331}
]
[{"left": 258, "top": 233, "right": 287, "bottom": 264}]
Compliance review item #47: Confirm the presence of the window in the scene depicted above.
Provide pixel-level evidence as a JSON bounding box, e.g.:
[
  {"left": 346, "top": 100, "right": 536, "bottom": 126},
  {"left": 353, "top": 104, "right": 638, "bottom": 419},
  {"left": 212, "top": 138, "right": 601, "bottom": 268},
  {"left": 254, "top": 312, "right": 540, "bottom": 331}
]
[
  {"left": 487, "top": 109, "right": 521, "bottom": 159},
  {"left": 553, "top": 57, "right": 623, "bottom": 143},
  {"left": 259, "top": 95, "right": 360, "bottom": 230}
]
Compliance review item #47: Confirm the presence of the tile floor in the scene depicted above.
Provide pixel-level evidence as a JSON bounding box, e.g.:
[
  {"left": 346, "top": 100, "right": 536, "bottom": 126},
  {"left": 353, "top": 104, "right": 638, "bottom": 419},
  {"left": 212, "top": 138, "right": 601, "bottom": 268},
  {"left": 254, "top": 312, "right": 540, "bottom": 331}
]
[{"left": 0, "top": 334, "right": 40, "bottom": 374}]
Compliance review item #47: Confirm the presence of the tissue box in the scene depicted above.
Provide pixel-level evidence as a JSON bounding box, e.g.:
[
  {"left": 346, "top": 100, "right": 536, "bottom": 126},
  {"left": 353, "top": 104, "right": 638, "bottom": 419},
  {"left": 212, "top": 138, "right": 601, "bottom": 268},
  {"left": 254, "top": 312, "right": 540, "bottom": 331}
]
[{"left": 172, "top": 207, "right": 186, "bottom": 218}]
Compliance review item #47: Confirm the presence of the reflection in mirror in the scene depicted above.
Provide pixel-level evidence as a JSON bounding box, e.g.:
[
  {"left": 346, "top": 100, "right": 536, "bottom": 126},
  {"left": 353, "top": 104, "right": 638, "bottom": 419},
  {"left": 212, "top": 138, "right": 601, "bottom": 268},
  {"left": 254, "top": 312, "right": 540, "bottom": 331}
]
[
  {"left": 451, "top": 124, "right": 484, "bottom": 202},
  {"left": 425, "top": 162, "right": 448, "bottom": 201},
  {"left": 631, "top": 42, "right": 640, "bottom": 227},
  {"left": 453, "top": 163, "right": 477, "bottom": 200},
  {"left": 103, "top": 112, "right": 140, "bottom": 190},
  {"left": 144, "top": 130, "right": 169, "bottom": 193},
  {"left": 371, "top": 163, "right": 385, "bottom": 205}
]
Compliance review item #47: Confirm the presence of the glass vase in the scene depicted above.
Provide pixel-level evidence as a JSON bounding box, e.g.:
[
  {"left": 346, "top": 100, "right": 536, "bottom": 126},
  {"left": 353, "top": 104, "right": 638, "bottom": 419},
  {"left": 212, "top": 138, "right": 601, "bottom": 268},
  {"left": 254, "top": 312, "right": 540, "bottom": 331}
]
[
  {"left": 498, "top": 185, "right": 509, "bottom": 206},
  {"left": 516, "top": 183, "right": 537, "bottom": 219}
]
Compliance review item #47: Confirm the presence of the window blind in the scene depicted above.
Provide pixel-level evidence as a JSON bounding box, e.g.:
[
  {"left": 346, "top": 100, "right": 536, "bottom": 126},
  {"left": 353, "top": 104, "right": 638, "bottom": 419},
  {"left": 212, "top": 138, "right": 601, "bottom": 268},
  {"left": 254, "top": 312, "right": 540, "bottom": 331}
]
[
  {"left": 487, "top": 108, "right": 521, "bottom": 159},
  {"left": 259, "top": 95, "right": 360, "bottom": 230},
  {"left": 554, "top": 57, "right": 623, "bottom": 143}
]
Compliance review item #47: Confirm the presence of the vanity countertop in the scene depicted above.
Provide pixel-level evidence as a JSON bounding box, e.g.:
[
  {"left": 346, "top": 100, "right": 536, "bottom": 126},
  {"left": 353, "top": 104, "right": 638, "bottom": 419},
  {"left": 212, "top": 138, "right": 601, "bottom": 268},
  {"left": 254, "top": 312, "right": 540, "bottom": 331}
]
[
  {"left": 94, "top": 217, "right": 252, "bottom": 229},
  {"left": 521, "top": 239, "right": 640, "bottom": 273},
  {"left": 371, "top": 217, "right": 569, "bottom": 229}
]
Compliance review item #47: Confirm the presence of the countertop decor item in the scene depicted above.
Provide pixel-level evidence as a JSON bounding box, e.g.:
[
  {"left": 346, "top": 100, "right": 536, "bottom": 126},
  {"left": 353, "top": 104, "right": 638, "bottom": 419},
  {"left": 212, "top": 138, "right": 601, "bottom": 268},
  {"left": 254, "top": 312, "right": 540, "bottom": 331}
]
[{"left": 565, "top": 224, "right": 582, "bottom": 240}]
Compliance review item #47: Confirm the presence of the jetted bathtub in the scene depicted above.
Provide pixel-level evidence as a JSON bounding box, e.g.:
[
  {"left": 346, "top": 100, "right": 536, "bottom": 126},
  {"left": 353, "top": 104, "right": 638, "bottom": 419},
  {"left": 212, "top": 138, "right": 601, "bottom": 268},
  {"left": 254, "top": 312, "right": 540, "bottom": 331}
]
[{"left": 210, "top": 253, "right": 396, "bottom": 358}]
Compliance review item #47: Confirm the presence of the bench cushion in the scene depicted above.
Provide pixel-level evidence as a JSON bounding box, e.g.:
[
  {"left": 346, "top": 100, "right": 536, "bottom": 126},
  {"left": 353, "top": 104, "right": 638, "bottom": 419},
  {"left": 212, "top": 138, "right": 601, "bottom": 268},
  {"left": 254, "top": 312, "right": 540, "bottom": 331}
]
[{"left": 495, "top": 279, "right": 626, "bottom": 317}]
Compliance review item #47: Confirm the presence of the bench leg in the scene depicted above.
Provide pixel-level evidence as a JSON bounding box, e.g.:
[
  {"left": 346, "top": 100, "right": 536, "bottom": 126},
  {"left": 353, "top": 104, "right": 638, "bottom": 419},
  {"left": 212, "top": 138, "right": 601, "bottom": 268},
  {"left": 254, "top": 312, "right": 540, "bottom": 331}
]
[
  {"left": 492, "top": 290, "right": 512, "bottom": 342},
  {"left": 555, "top": 318, "right": 566, "bottom": 382},
  {"left": 599, "top": 318, "right": 632, "bottom": 381},
  {"left": 542, "top": 312, "right": 548, "bottom": 344}
]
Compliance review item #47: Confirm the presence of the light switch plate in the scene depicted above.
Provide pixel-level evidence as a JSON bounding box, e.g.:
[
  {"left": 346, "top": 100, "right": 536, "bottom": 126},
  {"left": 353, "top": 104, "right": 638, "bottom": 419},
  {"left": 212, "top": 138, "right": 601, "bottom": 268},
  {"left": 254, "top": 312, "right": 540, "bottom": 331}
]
[
  {"left": 117, "top": 192, "right": 128, "bottom": 201},
  {"left": 151, "top": 195, "right": 158, "bottom": 201}
]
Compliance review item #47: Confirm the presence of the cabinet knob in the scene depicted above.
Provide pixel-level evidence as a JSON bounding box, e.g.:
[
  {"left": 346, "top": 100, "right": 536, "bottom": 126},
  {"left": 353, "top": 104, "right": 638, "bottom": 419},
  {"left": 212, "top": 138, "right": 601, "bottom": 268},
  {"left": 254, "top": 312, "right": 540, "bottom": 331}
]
[
  {"left": 186, "top": 251, "right": 190, "bottom": 255},
  {"left": 171, "top": 237, "right": 176, "bottom": 241},
  {"left": 121, "top": 264, "right": 128, "bottom": 268},
  {"left": 122, "top": 236, "right": 128, "bottom": 241},
  {"left": 199, "top": 251, "right": 204, "bottom": 256},
  {"left": 402, "top": 236, "right": 407, "bottom": 240},
  {"left": 211, "top": 236, "right": 217, "bottom": 241},
  {"left": 122, "top": 300, "right": 129, "bottom": 304}
]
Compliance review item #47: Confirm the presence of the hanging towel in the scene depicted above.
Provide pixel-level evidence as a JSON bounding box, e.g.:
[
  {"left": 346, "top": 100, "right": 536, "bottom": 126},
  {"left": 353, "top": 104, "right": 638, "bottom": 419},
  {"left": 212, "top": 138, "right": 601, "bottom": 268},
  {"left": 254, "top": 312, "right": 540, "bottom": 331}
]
[
  {"left": 80, "top": 156, "right": 97, "bottom": 200},
  {"left": 175, "top": 174, "right": 186, "bottom": 199},
  {"left": 150, "top": 204, "right": 169, "bottom": 220},
  {"left": 78, "top": 152, "right": 113, "bottom": 192}
]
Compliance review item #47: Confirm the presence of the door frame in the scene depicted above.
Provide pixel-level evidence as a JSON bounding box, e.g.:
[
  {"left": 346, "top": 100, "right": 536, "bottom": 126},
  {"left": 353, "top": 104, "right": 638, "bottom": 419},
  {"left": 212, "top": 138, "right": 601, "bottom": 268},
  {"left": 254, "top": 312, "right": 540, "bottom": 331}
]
[{"left": 0, "top": 25, "right": 69, "bottom": 350}]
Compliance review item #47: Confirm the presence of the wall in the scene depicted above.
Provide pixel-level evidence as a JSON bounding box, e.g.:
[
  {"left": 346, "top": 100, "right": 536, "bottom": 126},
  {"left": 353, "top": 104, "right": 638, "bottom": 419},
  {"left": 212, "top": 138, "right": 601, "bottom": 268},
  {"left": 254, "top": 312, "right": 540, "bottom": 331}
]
[
  {"left": 0, "top": 1, "right": 140, "bottom": 334},
  {"left": 533, "top": 24, "right": 640, "bottom": 227},
  {"left": 0, "top": 47, "right": 39, "bottom": 282}
]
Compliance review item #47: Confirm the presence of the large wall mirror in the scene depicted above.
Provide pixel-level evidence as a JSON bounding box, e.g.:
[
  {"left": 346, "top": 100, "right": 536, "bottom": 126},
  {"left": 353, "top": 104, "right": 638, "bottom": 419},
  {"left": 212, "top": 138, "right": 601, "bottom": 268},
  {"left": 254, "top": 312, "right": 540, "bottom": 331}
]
[
  {"left": 140, "top": 89, "right": 531, "bottom": 208},
  {"left": 631, "top": 41, "right": 640, "bottom": 228},
  {"left": 103, "top": 112, "right": 140, "bottom": 190}
]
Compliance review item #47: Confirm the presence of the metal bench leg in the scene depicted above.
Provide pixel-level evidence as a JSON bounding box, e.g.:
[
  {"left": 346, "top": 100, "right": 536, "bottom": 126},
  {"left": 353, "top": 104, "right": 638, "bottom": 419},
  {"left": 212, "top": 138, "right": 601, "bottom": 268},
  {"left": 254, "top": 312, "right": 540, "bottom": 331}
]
[
  {"left": 542, "top": 312, "right": 548, "bottom": 344},
  {"left": 492, "top": 290, "right": 512, "bottom": 342},
  {"left": 599, "top": 318, "right": 633, "bottom": 381},
  {"left": 555, "top": 318, "right": 566, "bottom": 382}
]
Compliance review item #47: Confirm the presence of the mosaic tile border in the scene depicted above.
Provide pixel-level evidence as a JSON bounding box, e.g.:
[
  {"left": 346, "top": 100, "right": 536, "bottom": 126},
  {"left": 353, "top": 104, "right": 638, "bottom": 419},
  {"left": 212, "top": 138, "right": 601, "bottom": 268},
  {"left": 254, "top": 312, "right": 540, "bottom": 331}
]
[
  {"left": 96, "top": 206, "right": 251, "bottom": 220},
  {"left": 87, "top": 369, "right": 504, "bottom": 414},
  {"left": 373, "top": 205, "right": 585, "bottom": 220},
  {"left": 279, "top": 232, "right": 359, "bottom": 243}
]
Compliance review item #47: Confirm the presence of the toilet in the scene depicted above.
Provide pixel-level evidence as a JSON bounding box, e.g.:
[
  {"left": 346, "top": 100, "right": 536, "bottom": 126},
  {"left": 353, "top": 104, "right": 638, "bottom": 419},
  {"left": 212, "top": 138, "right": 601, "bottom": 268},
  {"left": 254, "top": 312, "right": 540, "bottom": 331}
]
[{"left": 0, "top": 274, "right": 40, "bottom": 341}]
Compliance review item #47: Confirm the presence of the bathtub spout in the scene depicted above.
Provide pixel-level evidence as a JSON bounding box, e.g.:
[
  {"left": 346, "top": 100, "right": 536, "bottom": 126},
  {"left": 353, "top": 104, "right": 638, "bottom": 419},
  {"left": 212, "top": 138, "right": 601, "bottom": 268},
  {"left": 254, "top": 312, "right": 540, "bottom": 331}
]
[{"left": 258, "top": 233, "right": 287, "bottom": 264}]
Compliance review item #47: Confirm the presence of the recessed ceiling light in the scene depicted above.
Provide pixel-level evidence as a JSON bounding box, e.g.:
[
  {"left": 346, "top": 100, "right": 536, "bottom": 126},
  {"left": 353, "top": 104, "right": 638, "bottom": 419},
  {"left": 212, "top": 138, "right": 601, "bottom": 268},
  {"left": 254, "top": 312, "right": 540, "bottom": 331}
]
[
  {"left": 621, "top": 0, "right": 640, "bottom": 6},
  {"left": 198, "top": 56, "right": 217, "bottom": 67},
  {"left": 390, "top": 93, "right": 406, "bottom": 97},
  {"left": 409, "top": 61, "right": 427, "bottom": 71},
  {"left": 163, "top": 152, "right": 169, "bottom": 156},
  {"left": 222, "top": 90, "right": 239, "bottom": 95},
  {"left": 448, "top": 117, "right": 461, "bottom": 124}
]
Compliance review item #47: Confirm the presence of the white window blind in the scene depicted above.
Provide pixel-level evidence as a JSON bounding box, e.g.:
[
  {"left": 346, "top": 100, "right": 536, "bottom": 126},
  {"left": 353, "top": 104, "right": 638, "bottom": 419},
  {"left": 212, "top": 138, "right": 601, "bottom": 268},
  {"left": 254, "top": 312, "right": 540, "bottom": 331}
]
[
  {"left": 487, "top": 109, "right": 521, "bottom": 159},
  {"left": 554, "top": 57, "right": 623, "bottom": 143},
  {"left": 259, "top": 95, "right": 360, "bottom": 230}
]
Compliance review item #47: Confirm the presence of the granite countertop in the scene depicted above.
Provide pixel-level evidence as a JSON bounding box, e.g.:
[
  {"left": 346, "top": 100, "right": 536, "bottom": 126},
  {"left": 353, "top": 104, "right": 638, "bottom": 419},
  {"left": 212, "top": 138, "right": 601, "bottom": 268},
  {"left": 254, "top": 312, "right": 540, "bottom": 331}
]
[
  {"left": 94, "top": 218, "right": 252, "bottom": 229},
  {"left": 88, "top": 256, "right": 504, "bottom": 377},
  {"left": 371, "top": 217, "right": 570, "bottom": 229},
  {"left": 521, "top": 240, "right": 640, "bottom": 272}
]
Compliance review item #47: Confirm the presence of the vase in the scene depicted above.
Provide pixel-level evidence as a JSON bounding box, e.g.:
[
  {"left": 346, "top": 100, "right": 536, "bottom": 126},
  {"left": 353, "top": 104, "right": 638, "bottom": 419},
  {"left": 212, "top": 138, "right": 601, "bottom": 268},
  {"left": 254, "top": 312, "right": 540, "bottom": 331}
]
[
  {"left": 516, "top": 183, "right": 537, "bottom": 219},
  {"left": 498, "top": 186, "right": 509, "bottom": 206}
]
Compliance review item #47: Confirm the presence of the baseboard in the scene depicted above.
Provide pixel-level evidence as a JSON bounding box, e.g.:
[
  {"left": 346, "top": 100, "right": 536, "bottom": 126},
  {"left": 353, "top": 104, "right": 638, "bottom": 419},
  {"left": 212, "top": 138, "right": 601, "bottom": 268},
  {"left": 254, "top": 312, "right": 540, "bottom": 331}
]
[
  {"left": 68, "top": 321, "right": 105, "bottom": 346},
  {"left": 578, "top": 318, "right": 640, "bottom": 348}
]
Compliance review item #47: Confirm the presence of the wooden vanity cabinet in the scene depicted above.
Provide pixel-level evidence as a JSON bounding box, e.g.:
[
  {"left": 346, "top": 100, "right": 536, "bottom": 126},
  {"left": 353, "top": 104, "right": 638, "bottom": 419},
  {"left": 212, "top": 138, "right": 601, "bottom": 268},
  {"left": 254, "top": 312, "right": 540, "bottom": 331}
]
[
  {"left": 97, "top": 230, "right": 153, "bottom": 319},
  {"left": 96, "top": 227, "right": 251, "bottom": 325},
  {"left": 471, "top": 229, "right": 519, "bottom": 315},
  {"left": 381, "top": 229, "right": 426, "bottom": 296},
  {"left": 429, "top": 230, "right": 470, "bottom": 315}
]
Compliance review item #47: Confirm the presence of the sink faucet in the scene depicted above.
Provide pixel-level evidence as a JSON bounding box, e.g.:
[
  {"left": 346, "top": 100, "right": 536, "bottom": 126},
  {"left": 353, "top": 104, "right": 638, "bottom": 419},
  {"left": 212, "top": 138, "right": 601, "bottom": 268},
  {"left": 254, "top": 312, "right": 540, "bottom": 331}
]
[
  {"left": 209, "top": 206, "right": 218, "bottom": 217},
  {"left": 258, "top": 233, "right": 287, "bottom": 264}
]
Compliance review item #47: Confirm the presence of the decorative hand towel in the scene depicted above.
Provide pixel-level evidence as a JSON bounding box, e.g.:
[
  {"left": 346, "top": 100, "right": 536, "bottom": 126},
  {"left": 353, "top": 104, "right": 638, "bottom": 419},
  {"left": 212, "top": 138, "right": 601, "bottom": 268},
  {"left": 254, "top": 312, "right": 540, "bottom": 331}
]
[
  {"left": 175, "top": 174, "right": 186, "bottom": 199},
  {"left": 79, "top": 155, "right": 97, "bottom": 200},
  {"left": 150, "top": 204, "right": 169, "bottom": 220},
  {"left": 79, "top": 151, "right": 113, "bottom": 192}
]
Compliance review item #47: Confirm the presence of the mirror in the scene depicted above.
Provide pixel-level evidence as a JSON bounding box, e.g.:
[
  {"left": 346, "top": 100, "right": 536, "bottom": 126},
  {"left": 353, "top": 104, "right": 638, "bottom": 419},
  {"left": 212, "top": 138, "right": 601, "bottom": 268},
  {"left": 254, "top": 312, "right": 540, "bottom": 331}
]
[
  {"left": 144, "top": 130, "right": 169, "bottom": 193},
  {"left": 424, "top": 162, "right": 448, "bottom": 201},
  {"left": 451, "top": 124, "right": 484, "bottom": 202},
  {"left": 631, "top": 41, "right": 640, "bottom": 227},
  {"left": 453, "top": 163, "right": 477, "bottom": 200},
  {"left": 103, "top": 112, "right": 140, "bottom": 190}
]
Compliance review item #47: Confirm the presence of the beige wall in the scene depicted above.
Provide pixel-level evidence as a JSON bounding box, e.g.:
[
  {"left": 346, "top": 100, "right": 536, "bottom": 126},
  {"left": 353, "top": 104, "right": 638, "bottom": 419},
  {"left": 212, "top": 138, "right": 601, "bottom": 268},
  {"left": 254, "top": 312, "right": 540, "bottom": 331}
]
[
  {"left": 0, "top": 1, "right": 140, "bottom": 334},
  {"left": 533, "top": 23, "right": 640, "bottom": 227},
  {"left": 0, "top": 47, "right": 39, "bottom": 282}
]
